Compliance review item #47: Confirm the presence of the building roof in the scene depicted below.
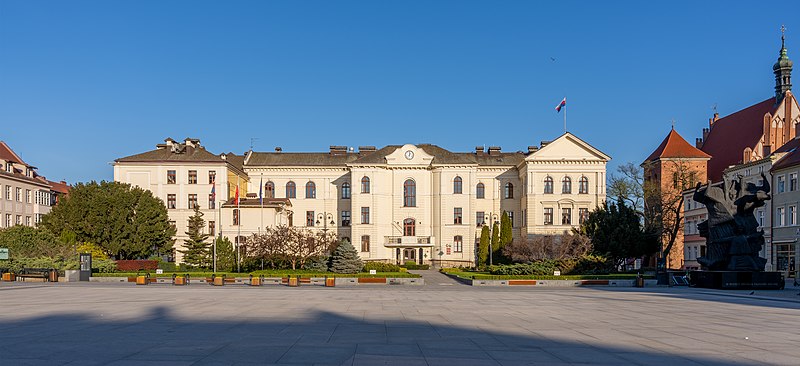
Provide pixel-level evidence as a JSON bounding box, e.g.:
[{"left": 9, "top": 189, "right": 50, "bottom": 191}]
[
  {"left": 644, "top": 129, "right": 711, "bottom": 162},
  {"left": 700, "top": 98, "right": 777, "bottom": 181},
  {"left": 0, "top": 141, "right": 26, "bottom": 164},
  {"left": 48, "top": 180, "right": 70, "bottom": 195},
  {"left": 246, "top": 152, "right": 362, "bottom": 166},
  {"left": 116, "top": 145, "right": 224, "bottom": 163},
  {"left": 770, "top": 137, "right": 800, "bottom": 170}
]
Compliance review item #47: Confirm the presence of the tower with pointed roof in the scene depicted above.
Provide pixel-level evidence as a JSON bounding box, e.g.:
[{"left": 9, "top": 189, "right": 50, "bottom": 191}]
[
  {"left": 774, "top": 26, "right": 793, "bottom": 101},
  {"left": 643, "top": 128, "right": 711, "bottom": 270}
]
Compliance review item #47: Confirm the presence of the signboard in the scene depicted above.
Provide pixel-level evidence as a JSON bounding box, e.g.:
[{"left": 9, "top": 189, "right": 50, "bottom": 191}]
[
  {"left": 553, "top": 270, "right": 561, "bottom": 276},
  {"left": 156, "top": 269, "right": 164, "bottom": 274},
  {"left": 369, "top": 270, "right": 377, "bottom": 275},
  {"left": 0, "top": 248, "right": 8, "bottom": 260}
]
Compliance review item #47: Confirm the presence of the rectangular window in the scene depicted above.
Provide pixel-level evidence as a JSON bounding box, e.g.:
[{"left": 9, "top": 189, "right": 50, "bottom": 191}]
[
  {"left": 167, "top": 194, "right": 176, "bottom": 209},
  {"left": 792, "top": 173, "right": 798, "bottom": 191},
  {"left": 341, "top": 211, "right": 351, "bottom": 226},
  {"left": 16, "top": 215, "right": 22, "bottom": 225},
  {"left": 16, "top": 187, "right": 21, "bottom": 202},
  {"left": 26, "top": 189, "right": 31, "bottom": 203},
  {"left": 476, "top": 211, "right": 485, "bottom": 226},
  {"left": 306, "top": 211, "right": 315, "bottom": 226},
  {"left": 361, "top": 207, "right": 370, "bottom": 224},
  {"left": 579, "top": 208, "right": 589, "bottom": 225},
  {"left": 544, "top": 208, "right": 553, "bottom": 225},
  {"left": 361, "top": 235, "right": 370, "bottom": 252},
  {"left": 208, "top": 170, "right": 216, "bottom": 184},
  {"left": 507, "top": 211, "right": 514, "bottom": 227},
  {"left": 758, "top": 209, "right": 764, "bottom": 227},
  {"left": 5, "top": 214, "right": 10, "bottom": 227},
  {"left": 5, "top": 186, "right": 9, "bottom": 200},
  {"left": 208, "top": 221, "right": 215, "bottom": 236},
  {"left": 790, "top": 205, "right": 796, "bottom": 226},
  {"left": 454, "top": 207, "right": 463, "bottom": 224},
  {"left": 188, "top": 194, "right": 198, "bottom": 209},
  {"left": 454, "top": 235, "right": 463, "bottom": 253},
  {"left": 778, "top": 176, "right": 786, "bottom": 193},
  {"left": 562, "top": 208, "right": 571, "bottom": 225},
  {"left": 188, "top": 170, "right": 197, "bottom": 184},
  {"left": 167, "top": 170, "right": 176, "bottom": 184},
  {"left": 777, "top": 207, "right": 785, "bottom": 226},
  {"left": 209, "top": 194, "right": 215, "bottom": 209},
  {"left": 25, "top": 216, "right": 31, "bottom": 226},
  {"left": 232, "top": 209, "right": 240, "bottom": 225}
]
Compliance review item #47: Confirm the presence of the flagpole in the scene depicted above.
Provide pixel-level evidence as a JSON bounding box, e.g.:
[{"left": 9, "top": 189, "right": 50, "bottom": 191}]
[
  {"left": 260, "top": 174, "right": 264, "bottom": 235},
  {"left": 236, "top": 175, "right": 241, "bottom": 273},
  {"left": 213, "top": 177, "right": 217, "bottom": 273},
  {"left": 564, "top": 104, "right": 567, "bottom": 133}
]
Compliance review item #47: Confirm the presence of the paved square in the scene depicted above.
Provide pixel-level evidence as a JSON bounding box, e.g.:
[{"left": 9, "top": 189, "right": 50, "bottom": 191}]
[{"left": 1, "top": 272, "right": 798, "bottom": 365}]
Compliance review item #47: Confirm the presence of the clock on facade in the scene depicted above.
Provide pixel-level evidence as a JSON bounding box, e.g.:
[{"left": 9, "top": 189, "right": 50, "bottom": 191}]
[{"left": 404, "top": 150, "right": 414, "bottom": 160}]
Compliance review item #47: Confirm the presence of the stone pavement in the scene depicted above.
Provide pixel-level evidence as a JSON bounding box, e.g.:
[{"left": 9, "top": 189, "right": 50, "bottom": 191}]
[{"left": 0, "top": 281, "right": 798, "bottom": 365}]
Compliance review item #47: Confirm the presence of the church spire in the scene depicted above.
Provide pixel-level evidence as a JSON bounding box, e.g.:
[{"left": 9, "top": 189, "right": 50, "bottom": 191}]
[{"left": 774, "top": 25, "right": 793, "bottom": 101}]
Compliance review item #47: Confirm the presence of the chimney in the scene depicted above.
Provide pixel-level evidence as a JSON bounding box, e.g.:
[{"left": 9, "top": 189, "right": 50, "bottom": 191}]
[
  {"left": 540, "top": 140, "right": 552, "bottom": 148},
  {"left": 329, "top": 145, "right": 347, "bottom": 155},
  {"left": 709, "top": 113, "right": 720, "bottom": 127},
  {"left": 274, "top": 147, "right": 282, "bottom": 152},
  {"left": 695, "top": 138, "right": 703, "bottom": 149},
  {"left": 488, "top": 146, "right": 501, "bottom": 156},
  {"left": 358, "top": 146, "right": 376, "bottom": 154},
  {"left": 702, "top": 128, "right": 710, "bottom": 141},
  {"left": 475, "top": 146, "right": 484, "bottom": 155},
  {"left": 527, "top": 146, "right": 539, "bottom": 154}
]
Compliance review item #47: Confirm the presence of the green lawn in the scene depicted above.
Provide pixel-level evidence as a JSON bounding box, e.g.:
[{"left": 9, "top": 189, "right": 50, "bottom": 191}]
[
  {"left": 440, "top": 269, "right": 652, "bottom": 281},
  {"left": 92, "top": 271, "right": 419, "bottom": 278}
]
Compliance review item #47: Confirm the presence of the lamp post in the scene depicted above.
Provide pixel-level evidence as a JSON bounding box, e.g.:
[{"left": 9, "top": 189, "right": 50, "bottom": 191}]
[{"left": 316, "top": 212, "right": 335, "bottom": 233}]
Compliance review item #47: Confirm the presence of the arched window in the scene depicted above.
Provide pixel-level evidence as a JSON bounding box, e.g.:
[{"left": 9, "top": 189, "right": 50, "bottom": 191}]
[
  {"left": 504, "top": 182, "right": 514, "bottom": 199},
  {"left": 453, "top": 176, "right": 462, "bottom": 194},
  {"left": 562, "top": 177, "right": 572, "bottom": 194},
  {"left": 404, "top": 179, "right": 416, "bottom": 207},
  {"left": 544, "top": 176, "right": 553, "bottom": 194},
  {"left": 361, "top": 176, "right": 370, "bottom": 193},
  {"left": 579, "top": 176, "right": 589, "bottom": 194},
  {"left": 305, "top": 181, "right": 316, "bottom": 199},
  {"left": 476, "top": 183, "right": 485, "bottom": 199},
  {"left": 403, "top": 218, "right": 416, "bottom": 236},
  {"left": 285, "top": 181, "right": 296, "bottom": 198},
  {"left": 341, "top": 182, "right": 351, "bottom": 199},
  {"left": 265, "top": 181, "right": 275, "bottom": 198}
]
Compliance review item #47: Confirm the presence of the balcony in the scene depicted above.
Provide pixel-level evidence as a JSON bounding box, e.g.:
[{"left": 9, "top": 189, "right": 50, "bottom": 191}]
[{"left": 384, "top": 236, "right": 435, "bottom": 247}]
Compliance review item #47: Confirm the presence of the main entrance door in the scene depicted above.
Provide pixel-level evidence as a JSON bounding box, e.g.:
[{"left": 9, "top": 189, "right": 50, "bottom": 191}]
[{"left": 403, "top": 248, "right": 416, "bottom": 264}]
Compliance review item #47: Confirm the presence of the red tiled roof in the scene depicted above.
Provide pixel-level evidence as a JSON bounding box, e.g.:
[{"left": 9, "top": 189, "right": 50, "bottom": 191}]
[
  {"left": 48, "top": 180, "right": 70, "bottom": 195},
  {"left": 644, "top": 129, "right": 711, "bottom": 162},
  {"left": 770, "top": 137, "right": 800, "bottom": 171},
  {"left": 0, "top": 141, "right": 26, "bottom": 164},
  {"left": 700, "top": 98, "right": 776, "bottom": 181}
]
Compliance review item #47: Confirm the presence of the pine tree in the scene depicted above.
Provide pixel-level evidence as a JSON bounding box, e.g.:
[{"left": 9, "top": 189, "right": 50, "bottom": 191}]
[
  {"left": 478, "top": 225, "right": 490, "bottom": 267},
  {"left": 179, "top": 207, "right": 210, "bottom": 268},
  {"left": 490, "top": 222, "right": 500, "bottom": 265},
  {"left": 329, "top": 238, "right": 363, "bottom": 274},
  {"left": 214, "top": 236, "right": 235, "bottom": 272}
]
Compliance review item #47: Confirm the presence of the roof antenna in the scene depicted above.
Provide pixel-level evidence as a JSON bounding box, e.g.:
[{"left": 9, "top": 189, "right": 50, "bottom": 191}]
[
  {"left": 250, "top": 137, "right": 259, "bottom": 151},
  {"left": 671, "top": 118, "right": 675, "bottom": 130}
]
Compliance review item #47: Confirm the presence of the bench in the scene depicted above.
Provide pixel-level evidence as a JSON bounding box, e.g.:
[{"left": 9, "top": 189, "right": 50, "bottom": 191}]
[
  {"left": 17, "top": 268, "right": 57, "bottom": 282},
  {"left": 580, "top": 280, "right": 609, "bottom": 286},
  {"left": 508, "top": 280, "right": 537, "bottom": 286},
  {"left": 358, "top": 277, "right": 386, "bottom": 284}
]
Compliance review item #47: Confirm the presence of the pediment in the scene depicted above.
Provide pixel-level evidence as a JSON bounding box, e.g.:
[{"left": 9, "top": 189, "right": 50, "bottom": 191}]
[
  {"left": 526, "top": 133, "right": 610, "bottom": 162},
  {"left": 385, "top": 144, "right": 434, "bottom": 166}
]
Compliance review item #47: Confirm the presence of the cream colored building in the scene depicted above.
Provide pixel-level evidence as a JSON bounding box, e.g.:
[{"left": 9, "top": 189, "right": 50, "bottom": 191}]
[
  {"left": 0, "top": 141, "right": 56, "bottom": 228},
  {"left": 116, "top": 133, "right": 609, "bottom": 266},
  {"left": 114, "top": 138, "right": 249, "bottom": 262}
]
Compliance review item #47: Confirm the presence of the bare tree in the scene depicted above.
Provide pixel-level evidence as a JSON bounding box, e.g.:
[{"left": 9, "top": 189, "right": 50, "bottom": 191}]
[
  {"left": 608, "top": 162, "right": 645, "bottom": 215},
  {"left": 248, "top": 226, "right": 336, "bottom": 270},
  {"left": 503, "top": 231, "right": 591, "bottom": 263}
]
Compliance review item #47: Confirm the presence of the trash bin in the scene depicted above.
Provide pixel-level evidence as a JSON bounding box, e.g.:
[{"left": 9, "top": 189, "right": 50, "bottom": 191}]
[
  {"left": 48, "top": 269, "right": 59, "bottom": 282},
  {"left": 635, "top": 273, "right": 644, "bottom": 288}
]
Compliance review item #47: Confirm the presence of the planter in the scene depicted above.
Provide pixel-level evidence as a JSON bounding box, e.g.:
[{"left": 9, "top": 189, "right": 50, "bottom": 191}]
[
  {"left": 325, "top": 278, "right": 335, "bottom": 287},
  {"left": 173, "top": 275, "right": 188, "bottom": 286},
  {"left": 212, "top": 276, "right": 224, "bottom": 286},
  {"left": 250, "top": 277, "right": 262, "bottom": 286},
  {"left": 358, "top": 277, "right": 387, "bottom": 284},
  {"left": 135, "top": 275, "right": 149, "bottom": 285},
  {"left": 288, "top": 277, "right": 298, "bottom": 287}
]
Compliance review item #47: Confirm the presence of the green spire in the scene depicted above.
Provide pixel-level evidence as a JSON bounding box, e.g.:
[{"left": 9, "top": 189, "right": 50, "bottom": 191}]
[{"left": 774, "top": 25, "right": 793, "bottom": 100}]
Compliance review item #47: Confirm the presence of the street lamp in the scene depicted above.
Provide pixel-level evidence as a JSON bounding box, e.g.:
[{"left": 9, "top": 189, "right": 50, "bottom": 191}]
[{"left": 316, "top": 212, "right": 335, "bottom": 233}]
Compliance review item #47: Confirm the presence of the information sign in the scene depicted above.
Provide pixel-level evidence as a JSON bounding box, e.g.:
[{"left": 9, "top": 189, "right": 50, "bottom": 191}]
[{"left": 0, "top": 248, "right": 8, "bottom": 260}]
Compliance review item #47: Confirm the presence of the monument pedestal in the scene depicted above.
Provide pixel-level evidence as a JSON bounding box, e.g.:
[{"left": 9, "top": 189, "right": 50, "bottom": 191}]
[{"left": 690, "top": 271, "right": 784, "bottom": 290}]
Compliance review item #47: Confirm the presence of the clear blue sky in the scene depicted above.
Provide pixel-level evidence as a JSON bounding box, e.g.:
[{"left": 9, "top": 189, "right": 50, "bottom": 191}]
[{"left": 2, "top": 1, "right": 798, "bottom": 183}]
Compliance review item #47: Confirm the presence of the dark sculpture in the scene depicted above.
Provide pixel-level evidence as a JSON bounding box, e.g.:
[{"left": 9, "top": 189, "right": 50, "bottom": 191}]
[{"left": 693, "top": 173, "right": 770, "bottom": 271}]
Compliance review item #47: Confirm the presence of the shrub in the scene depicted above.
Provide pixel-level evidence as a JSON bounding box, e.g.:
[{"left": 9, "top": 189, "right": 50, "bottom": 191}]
[
  {"left": 116, "top": 260, "right": 158, "bottom": 271},
  {"left": 303, "top": 256, "right": 330, "bottom": 272},
  {"left": 76, "top": 242, "right": 109, "bottom": 260},
  {"left": 400, "top": 263, "right": 430, "bottom": 270},
  {"left": 362, "top": 262, "right": 401, "bottom": 273},
  {"left": 92, "top": 258, "right": 118, "bottom": 273}
]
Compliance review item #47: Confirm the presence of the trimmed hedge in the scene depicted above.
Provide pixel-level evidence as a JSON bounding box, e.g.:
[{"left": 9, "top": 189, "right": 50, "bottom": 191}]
[
  {"left": 362, "top": 262, "right": 402, "bottom": 273},
  {"left": 92, "top": 271, "right": 420, "bottom": 278},
  {"left": 116, "top": 260, "right": 158, "bottom": 271},
  {"left": 400, "top": 263, "right": 430, "bottom": 270}
]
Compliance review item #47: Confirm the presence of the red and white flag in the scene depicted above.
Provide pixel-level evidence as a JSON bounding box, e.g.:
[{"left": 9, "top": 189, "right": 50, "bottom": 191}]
[{"left": 555, "top": 98, "right": 566, "bottom": 112}]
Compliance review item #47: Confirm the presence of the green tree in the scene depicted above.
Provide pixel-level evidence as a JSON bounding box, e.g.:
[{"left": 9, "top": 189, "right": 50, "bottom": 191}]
[
  {"left": 497, "top": 211, "right": 513, "bottom": 263},
  {"left": 490, "top": 222, "right": 500, "bottom": 265},
  {"left": 179, "top": 207, "right": 210, "bottom": 267},
  {"left": 581, "top": 201, "right": 658, "bottom": 268},
  {"left": 41, "top": 181, "right": 175, "bottom": 259},
  {"left": 0, "top": 226, "right": 72, "bottom": 258},
  {"left": 213, "top": 236, "right": 236, "bottom": 272},
  {"left": 329, "top": 238, "right": 363, "bottom": 274},
  {"left": 478, "top": 225, "right": 490, "bottom": 267}
]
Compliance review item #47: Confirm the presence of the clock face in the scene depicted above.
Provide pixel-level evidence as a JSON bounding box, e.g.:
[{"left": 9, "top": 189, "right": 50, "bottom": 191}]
[{"left": 404, "top": 150, "right": 414, "bottom": 160}]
